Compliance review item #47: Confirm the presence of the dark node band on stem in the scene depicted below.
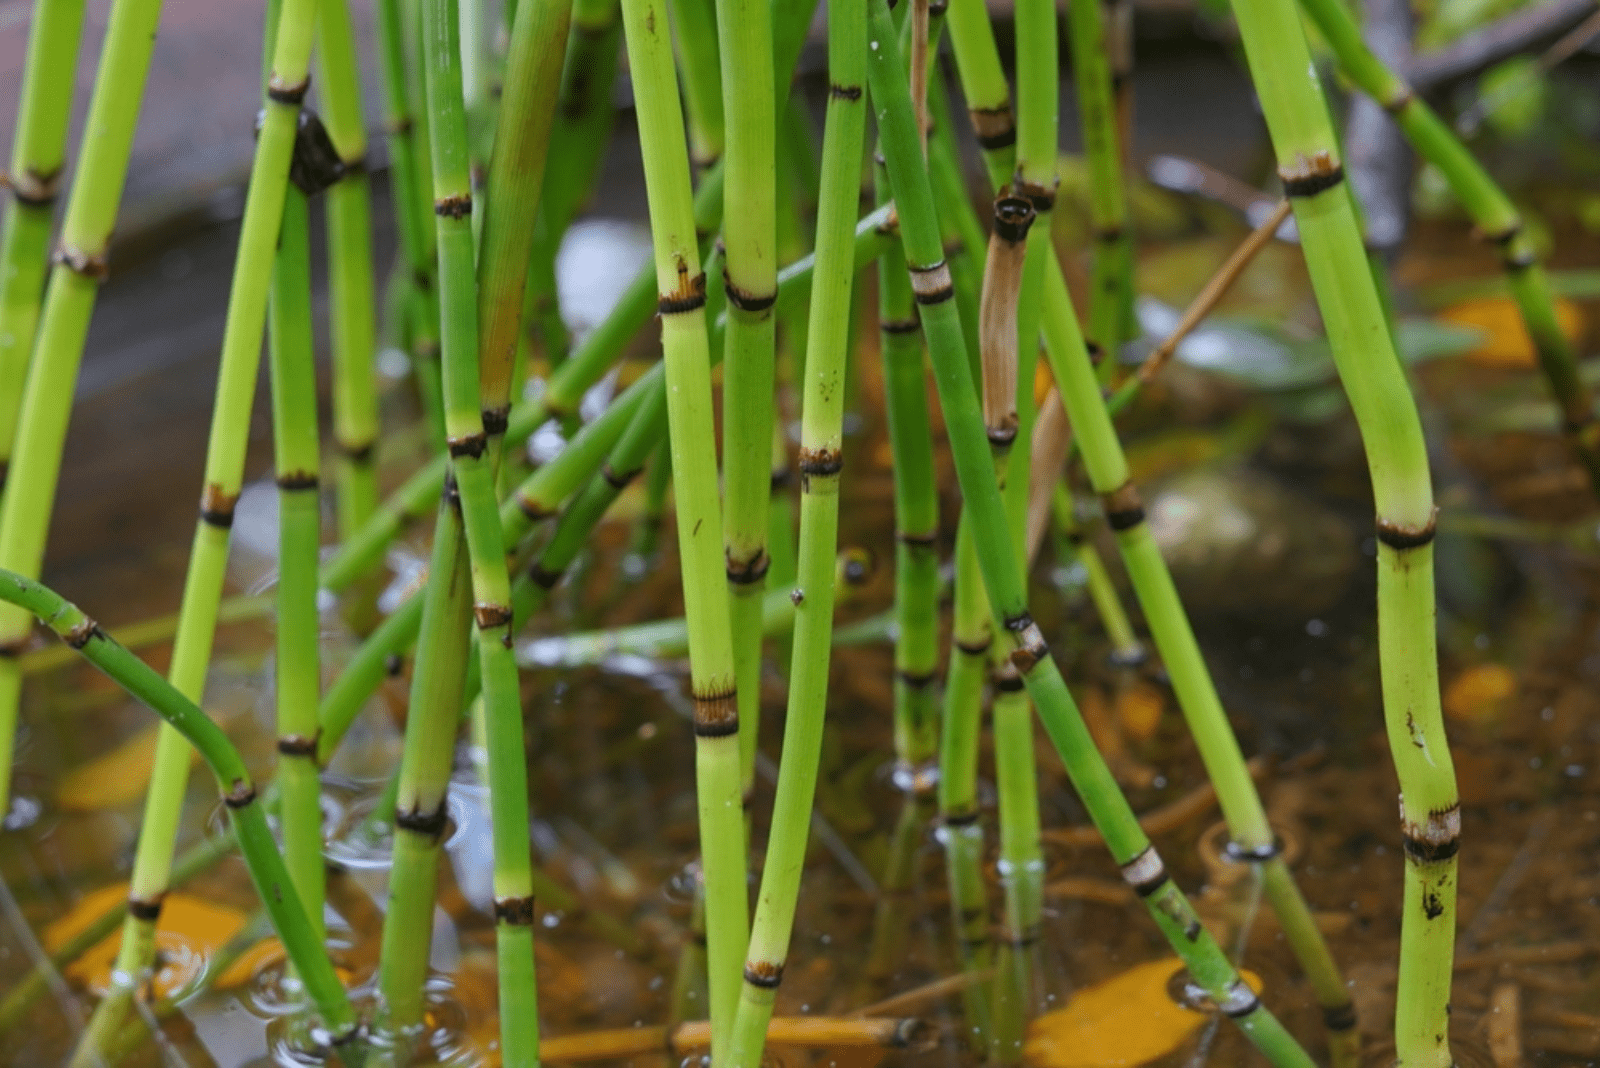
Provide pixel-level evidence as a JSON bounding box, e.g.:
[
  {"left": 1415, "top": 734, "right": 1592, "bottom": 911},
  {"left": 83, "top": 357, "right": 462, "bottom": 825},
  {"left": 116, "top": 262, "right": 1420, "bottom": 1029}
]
[
  {"left": 200, "top": 483, "right": 239, "bottom": 529},
  {"left": 529, "top": 562, "right": 565, "bottom": 589},
  {"left": 723, "top": 275, "right": 777, "bottom": 314},
  {"left": 443, "top": 472, "right": 462, "bottom": 509},
  {"left": 692, "top": 686, "right": 739, "bottom": 737},
  {"left": 481, "top": 406, "right": 510, "bottom": 436},
  {"left": 798, "top": 447, "right": 844, "bottom": 488},
  {"left": 288, "top": 110, "right": 346, "bottom": 197},
  {"left": 1381, "top": 86, "right": 1416, "bottom": 114},
  {"left": 993, "top": 195, "right": 1036, "bottom": 244},
  {"left": 942, "top": 806, "right": 980, "bottom": 827},
  {"left": 434, "top": 193, "right": 473, "bottom": 219},
  {"left": 986, "top": 422, "right": 1018, "bottom": 450},
  {"left": 448, "top": 432, "right": 488, "bottom": 459},
  {"left": 969, "top": 104, "right": 1017, "bottom": 150},
  {"left": 1218, "top": 979, "right": 1262, "bottom": 1019},
  {"left": 1503, "top": 247, "right": 1537, "bottom": 271},
  {"left": 266, "top": 74, "right": 310, "bottom": 105},
  {"left": 770, "top": 467, "right": 793, "bottom": 490},
  {"left": 908, "top": 259, "right": 954, "bottom": 305},
  {"left": 223, "top": 779, "right": 258, "bottom": 809},
  {"left": 881, "top": 316, "right": 920, "bottom": 334},
  {"left": 127, "top": 894, "right": 165, "bottom": 922},
  {"left": 8, "top": 166, "right": 60, "bottom": 207},
  {"left": 517, "top": 492, "right": 557, "bottom": 523},
  {"left": 726, "top": 548, "right": 771, "bottom": 586},
  {"left": 1120, "top": 845, "right": 1170, "bottom": 897},
  {"left": 395, "top": 798, "right": 450, "bottom": 840},
  {"left": 474, "top": 602, "right": 513, "bottom": 630},
  {"left": 992, "top": 667, "right": 1025, "bottom": 693},
  {"left": 1401, "top": 801, "right": 1461, "bottom": 863},
  {"left": 955, "top": 635, "right": 992, "bottom": 657},
  {"left": 897, "top": 528, "right": 938, "bottom": 547},
  {"left": 1012, "top": 178, "right": 1058, "bottom": 214},
  {"left": 1480, "top": 221, "right": 1523, "bottom": 246},
  {"left": 277, "top": 732, "right": 320, "bottom": 757},
  {"left": 1222, "top": 837, "right": 1283, "bottom": 864},
  {"left": 0, "top": 638, "right": 25, "bottom": 659},
  {"left": 1101, "top": 481, "right": 1145, "bottom": 531},
  {"left": 495, "top": 895, "right": 537, "bottom": 926},
  {"left": 53, "top": 244, "right": 108, "bottom": 282},
  {"left": 338, "top": 440, "right": 375, "bottom": 463},
  {"left": 1278, "top": 151, "right": 1345, "bottom": 198},
  {"left": 276, "top": 470, "right": 319, "bottom": 491},
  {"left": 898, "top": 668, "right": 938, "bottom": 690},
  {"left": 1323, "top": 1002, "right": 1359, "bottom": 1032},
  {"left": 830, "top": 83, "right": 864, "bottom": 101},
  {"left": 1004, "top": 615, "right": 1050, "bottom": 675},
  {"left": 658, "top": 269, "right": 708, "bottom": 315},
  {"left": 1376, "top": 508, "right": 1438, "bottom": 550},
  {"left": 65, "top": 618, "right": 104, "bottom": 650},
  {"left": 603, "top": 463, "right": 641, "bottom": 490},
  {"left": 743, "top": 960, "right": 784, "bottom": 989}
]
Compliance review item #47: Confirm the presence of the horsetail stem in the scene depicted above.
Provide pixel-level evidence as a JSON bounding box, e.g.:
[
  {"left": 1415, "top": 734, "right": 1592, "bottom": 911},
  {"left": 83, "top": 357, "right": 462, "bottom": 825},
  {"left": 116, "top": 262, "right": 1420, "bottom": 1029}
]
[
  {"left": 65, "top": 0, "right": 324, "bottom": 1055},
  {"left": 1229, "top": 0, "right": 1457, "bottom": 1062},
  {"left": 1297, "top": 0, "right": 1600, "bottom": 501},
  {"left": 668, "top": 0, "right": 724, "bottom": 170},
  {"left": 723, "top": 0, "right": 865, "bottom": 1057},
  {"left": 317, "top": 0, "right": 383, "bottom": 541},
  {"left": 1066, "top": 0, "right": 1136, "bottom": 361},
  {"left": 0, "top": 0, "right": 88, "bottom": 489},
  {"left": 978, "top": 196, "right": 1034, "bottom": 461},
  {"left": 866, "top": 9, "right": 1316, "bottom": 1062},
  {"left": 618, "top": 0, "right": 747, "bottom": 1054},
  {"left": 0, "top": 0, "right": 162, "bottom": 822},
  {"left": 269, "top": 186, "right": 327, "bottom": 952},
  {"left": 0, "top": 570, "right": 358, "bottom": 1046},
  {"left": 716, "top": 0, "right": 779, "bottom": 845},
  {"left": 944, "top": 0, "right": 1014, "bottom": 194}
]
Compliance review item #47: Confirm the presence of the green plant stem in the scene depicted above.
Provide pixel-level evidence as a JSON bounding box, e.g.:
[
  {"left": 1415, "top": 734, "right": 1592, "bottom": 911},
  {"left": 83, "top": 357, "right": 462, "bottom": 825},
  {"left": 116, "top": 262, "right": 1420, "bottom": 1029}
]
[
  {"left": 944, "top": 0, "right": 1014, "bottom": 194},
  {"left": 0, "top": 0, "right": 88, "bottom": 482},
  {"left": 1229, "top": 0, "right": 1457, "bottom": 1063},
  {"left": 318, "top": 0, "right": 383, "bottom": 541},
  {"left": 0, "top": 0, "right": 158, "bottom": 828},
  {"left": 1049, "top": 481, "right": 1142, "bottom": 663},
  {"left": 269, "top": 186, "right": 327, "bottom": 955},
  {"left": 65, "top": 0, "right": 321, "bottom": 1057},
  {"left": 1065, "top": 0, "right": 1135, "bottom": 359},
  {"left": 724, "top": 0, "right": 866, "bottom": 1062},
  {"left": 1297, "top": 0, "right": 1600, "bottom": 500},
  {"left": 866, "top": 9, "right": 1315, "bottom": 1063},
  {"left": 667, "top": 0, "right": 724, "bottom": 169},
  {"left": 619, "top": 0, "right": 747, "bottom": 1057},
  {"left": 0, "top": 570, "right": 356, "bottom": 1045},
  {"left": 717, "top": 0, "right": 778, "bottom": 833}
]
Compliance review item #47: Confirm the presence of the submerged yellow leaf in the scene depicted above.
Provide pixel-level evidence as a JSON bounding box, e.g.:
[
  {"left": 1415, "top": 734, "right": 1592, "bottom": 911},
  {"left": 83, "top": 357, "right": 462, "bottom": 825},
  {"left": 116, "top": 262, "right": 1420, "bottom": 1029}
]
[
  {"left": 45, "top": 883, "right": 248, "bottom": 998},
  {"left": 57, "top": 722, "right": 199, "bottom": 811},
  {"left": 1025, "top": 958, "right": 1263, "bottom": 1068},
  {"left": 1438, "top": 297, "right": 1584, "bottom": 369},
  {"left": 1443, "top": 663, "right": 1517, "bottom": 724},
  {"left": 215, "top": 937, "right": 285, "bottom": 989}
]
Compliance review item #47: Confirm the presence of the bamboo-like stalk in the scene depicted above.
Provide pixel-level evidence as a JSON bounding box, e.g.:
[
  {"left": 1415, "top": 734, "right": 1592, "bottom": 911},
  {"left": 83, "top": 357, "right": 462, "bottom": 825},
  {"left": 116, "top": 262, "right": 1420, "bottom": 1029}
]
[
  {"left": 0, "top": 570, "right": 358, "bottom": 1046},
  {"left": 1065, "top": 0, "right": 1135, "bottom": 361},
  {"left": 269, "top": 186, "right": 327, "bottom": 956},
  {"left": 724, "top": 0, "right": 866, "bottom": 1061},
  {"left": 1297, "top": 0, "right": 1600, "bottom": 499},
  {"left": 944, "top": 0, "right": 1014, "bottom": 194},
  {"left": 317, "top": 0, "right": 382, "bottom": 541},
  {"left": 373, "top": 0, "right": 446, "bottom": 446},
  {"left": 0, "top": 0, "right": 88, "bottom": 485},
  {"left": 866, "top": 10, "right": 1316, "bottom": 1063},
  {"left": 669, "top": 0, "right": 724, "bottom": 170},
  {"left": 979, "top": 197, "right": 1034, "bottom": 461},
  {"left": 619, "top": 0, "right": 746, "bottom": 1056},
  {"left": 419, "top": 0, "right": 544, "bottom": 1058},
  {"left": 63, "top": 0, "right": 327, "bottom": 1057},
  {"left": 0, "top": 0, "right": 159, "bottom": 826},
  {"left": 1230, "top": 0, "right": 1457, "bottom": 1063},
  {"left": 716, "top": 0, "right": 779, "bottom": 837}
]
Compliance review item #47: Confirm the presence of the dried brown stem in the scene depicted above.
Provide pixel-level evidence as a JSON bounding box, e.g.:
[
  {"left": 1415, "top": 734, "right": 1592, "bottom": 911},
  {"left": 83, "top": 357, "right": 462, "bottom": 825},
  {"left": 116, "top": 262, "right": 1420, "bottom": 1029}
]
[{"left": 978, "top": 195, "right": 1036, "bottom": 453}]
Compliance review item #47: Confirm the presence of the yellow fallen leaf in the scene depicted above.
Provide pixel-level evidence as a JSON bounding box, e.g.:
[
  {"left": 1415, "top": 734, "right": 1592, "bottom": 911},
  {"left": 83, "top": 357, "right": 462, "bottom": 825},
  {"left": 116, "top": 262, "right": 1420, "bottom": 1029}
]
[
  {"left": 1442, "top": 663, "right": 1516, "bottom": 724},
  {"left": 1438, "top": 297, "right": 1585, "bottom": 369},
  {"left": 57, "top": 722, "right": 199, "bottom": 811},
  {"left": 45, "top": 883, "right": 248, "bottom": 998},
  {"left": 1114, "top": 681, "right": 1165, "bottom": 744},
  {"left": 215, "top": 937, "right": 285, "bottom": 989},
  {"left": 1025, "top": 958, "right": 1263, "bottom": 1068}
]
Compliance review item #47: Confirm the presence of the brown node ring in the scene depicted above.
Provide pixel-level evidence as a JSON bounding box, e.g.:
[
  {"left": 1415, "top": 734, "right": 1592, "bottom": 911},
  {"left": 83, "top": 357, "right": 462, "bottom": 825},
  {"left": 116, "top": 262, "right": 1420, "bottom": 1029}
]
[
  {"left": 1279, "top": 152, "right": 1345, "bottom": 198},
  {"left": 602, "top": 463, "right": 641, "bottom": 490},
  {"left": 743, "top": 961, "right": 784, "bottom": 989},
  {"left": 723, "top": 274, "right": 777, "bottom": 314},
  {"left": 65, "top": 619, "right": 104, "bottom": 650},
  {"left": 830, "top": 83, "right": 863, "bottom": 101},
  {"left": 1322, "top": 1002, "right": 1358, "bottom": 1032},
  {"left": 9, "top": 168, "right": 59, "bottom": 208},
  {"left": 276, "top": 470, "right": 319, "bottom": 491},
  {"left": 909, "top": 259, "right": 954, "bottom": 305},
  {"left": 200, "top": 484, "right": 239, "bottom": 529},
  {"left": 481, "top": 406, "right": 511, "bottom": 435},
  {"left": 658, "top": 269, "right": 708, "bottom": 315},
  {"left": 529, "top": 563, "right": 565, "bottom": 590},
  {"left": 448, "top": 432, "right": 489, "bottom": 459},
  {"left": 128, "top": 895, "right": 165, "bottom": 922},
  {"left": 277, "top": 732, "right": 320, "bottom": 757},
  {"left": 435, "top": 193, "right": 473, "bottom": 219},
  {"left": 692, "top": 687, "right": 739, "bottom": 738},
  {"left": 1120, "top": 845, "right": 1169, "bottom": 897},
  {"left": 266, "top": 75, "right": 310, "bottom": 105},
  {"left": 969, "top": 106, "right": 1017, "bottom": 150},
  {"left": 1375, "top": 509, "right": 1438, "bottom": 550},
  {"left": 726, "top": 549, "right": 771, "bottom": 586},
  {"left": 955, "top": 636, "right": 992, "bottom": 657},
  {"left": 495, "top": 895, "right": 536, "bottom": 925},
  {"left": 992, "top": 196, "right": 1036, "bottom": 244},
  {"left": 1011, "top": 178, "right": 1058, "bottom": 214},
  {"left": 898, "top": 668, "right": 939, "bottom": 690},
  {"left": 881, "top": 316, "right": 921, "bottom": 335},
  {"left": 798, "top": 447, "right": 844, "bottom": 480},
  {"left": 517, "top": 493, "right": 557, "bottom": 523},
  {"left": 1101, "top": 481, "right": 1145, "bottom": 532},
  {"left": 339, "top": 440, "right": 375, "bottom": 463},
  {"left": 474, "top": 603, "right": 513, "bottom": 630},
  {"left": 224, "top": 780, "right": 258, "bottom": 809},
  {"left": 53, "top": 244, "right": 108, "bottom": 282},
  {"left": 1381, "top": 87, "right": 1416, "bottom": 115},
  {"left": 395, "top": 799, "right": 450, "bottom": 839}
]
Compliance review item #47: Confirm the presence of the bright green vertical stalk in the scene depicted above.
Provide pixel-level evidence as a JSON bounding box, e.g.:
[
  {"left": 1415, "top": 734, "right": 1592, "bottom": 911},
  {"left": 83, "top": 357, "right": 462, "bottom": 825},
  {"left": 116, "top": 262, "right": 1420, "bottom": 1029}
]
[
  {"left": 944, "top": 0, "right": 1014, "bottom": 194},
  {"left": 1297, "top": 0, "right": 1600, "bottom": 499},
  {"left": 620, "top": 0, "right": 746, "bottom": 1058},
  {"left": 269, "top": 188, "right": 327, "bottom": 951},
  {"left": 420, "top": 0, "right": 542, "bottom": 1060},
  {"left": 716, "top": 0, "right": 778, "bottom": 824},
  {"left": 1230, "top": 0, "right": 1456, "bottom": 1063},
  {"left": 724, "top": 0, "right": 866, "bottom": 1061},
  {"left": 668, "top": 0, "right": 724, "bottom": 170},
  {"left": 317, "top": 0, "right": 382, "bottom": 541},
  {"left": 867, "top": 11, "right": 1315, "bottom": 1063},
  {"left": 0, "top": 0, "right": 158, "bottom": 831},
  {"left": 1065, "top": 0, "right": 1134, "bottom": 361},
  {"left": 0, "top": 571, "right": 357, "bottom": 1046},
  {"left": 66, "top": 0, "right": 322, "bottom": 1056},
  {"left": 0, "top": 0, "right": 88, "bottom": 483},
  {"left": 373, "top": 0, "right": 445, "bottom": 446}
]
